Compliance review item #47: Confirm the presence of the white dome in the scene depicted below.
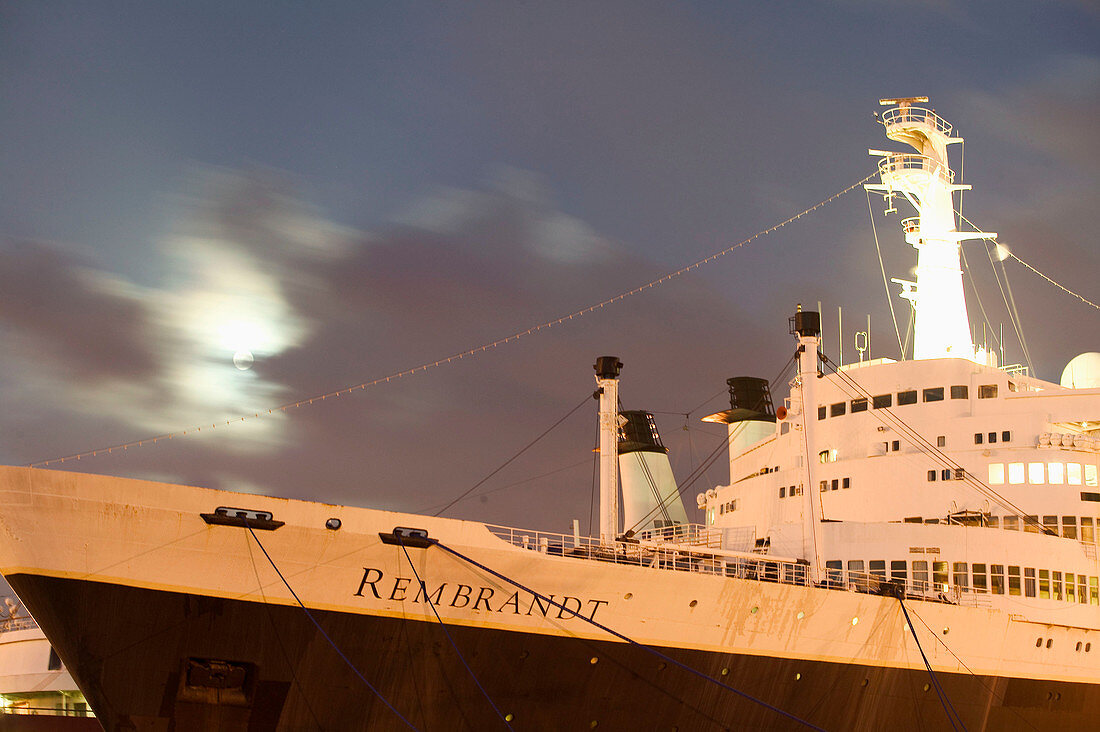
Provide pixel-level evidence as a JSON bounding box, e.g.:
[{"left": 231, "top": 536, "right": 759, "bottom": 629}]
[{"left": 1061, "top": 352, "right": 1100, "bottom": 389}]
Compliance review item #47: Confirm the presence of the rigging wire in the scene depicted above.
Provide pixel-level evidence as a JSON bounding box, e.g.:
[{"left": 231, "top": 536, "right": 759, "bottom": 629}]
[
  {"left": 245, "top": 524, "right": 419, "bottom": 731},
  {"left": 399, "top": 544, "right": 513, "bottom": 729},
  {"left": 433, "top": 393, "right": 592, "bottom": 517},
  {"left": 427, "top": 537, "right": 827, "bottom": 731},
  {"left": 27, "top": 172, "right": 878, "bottom": 468},
  {"left": 897, "top": 597, "right": 967, "bottom": 732},
  {"left": 866, "top": 189, "right": 905, "bottom": 357}
]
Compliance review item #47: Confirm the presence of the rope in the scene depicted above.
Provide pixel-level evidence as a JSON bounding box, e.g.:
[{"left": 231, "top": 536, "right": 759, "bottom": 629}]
[
  {"left": 399, "top": 544, "right": 513, "bottom": 729},
  {"left": 27, "top": 172, "right": 877, "bottom": 468},
  {"left": 426, "top": 537, "right": 827, "bottom": 731},
  {"left": 897, "top": 597, "right": 967, "bottom": 731},
  {"left": 245, "top": 525, "right": 419, "bottom": 731},
  {"left": 865, "top": 189, "right": 905, "bottom": 357}
]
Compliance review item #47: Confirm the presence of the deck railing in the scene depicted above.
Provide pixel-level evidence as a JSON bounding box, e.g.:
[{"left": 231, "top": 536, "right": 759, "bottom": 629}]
[{"left": 881, "top": 106, "right": 953, "bottom": 136}]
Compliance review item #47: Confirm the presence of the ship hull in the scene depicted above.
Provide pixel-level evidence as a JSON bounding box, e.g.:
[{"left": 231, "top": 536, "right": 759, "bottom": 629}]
[{"left": 8, "top": 571, "right": 1097, "bottom": 732}]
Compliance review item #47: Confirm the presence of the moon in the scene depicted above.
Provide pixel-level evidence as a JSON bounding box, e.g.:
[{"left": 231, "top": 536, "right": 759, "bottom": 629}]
[{"left": 233, "top": 350, "right": 254, "bottom": 370}]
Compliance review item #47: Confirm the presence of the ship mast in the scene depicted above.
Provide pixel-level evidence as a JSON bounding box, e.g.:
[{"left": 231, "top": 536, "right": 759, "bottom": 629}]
[
  {"left": 595, "top": 356, "right": 623, "bottom": 545},
  {"left": 866, "top": 97, "right": 996, "bottom": 362}
]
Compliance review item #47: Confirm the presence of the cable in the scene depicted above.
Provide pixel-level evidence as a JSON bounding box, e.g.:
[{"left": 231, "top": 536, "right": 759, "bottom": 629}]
[
  {"left": 433, "top": 393, "right": 592, "bottom": 517},
  {"left": 245, "top": 524, "right": 418, "bottom": 731},
  {"left": 28, "top": 172, "right": 878, "bottom": 468},
  {"left": 866, "top": 189, "right": 905, "bottom": 357},
  {"left": 897, "top": 597, "right": 967, "bottom": 731},
  {"left": 399, "top": 544, "right": 512, "bottom": 729},
  {"left": 427, "top": 538, "right": 826, "bottom": 731}
]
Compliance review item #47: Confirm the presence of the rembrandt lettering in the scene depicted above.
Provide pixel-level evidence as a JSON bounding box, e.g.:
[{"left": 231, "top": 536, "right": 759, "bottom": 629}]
[{"left": 352, "top": 567, "right": 609, "bottom": 621}]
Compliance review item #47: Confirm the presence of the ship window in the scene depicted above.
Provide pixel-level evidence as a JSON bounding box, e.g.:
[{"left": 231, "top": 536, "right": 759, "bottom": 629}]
[
  {"left": 974, "top": 433, "right": 984, "bottom": 445},
  {"left": 991, "top": 565, "right": 1005, "bottom": 595},
  {"left": 1081, "top": 492, "right": 1100, "bottom": 502},
  {"left": 1029, "top": 463, "right": 1045, "bottom": 484},
  {"left": 897, "top": 390, "right": 917, "bottom": 405},
  {"left": 780, "top": 422, "right": 790, "bottom": 434},
  {"left": 972, "top": 564, "right": 988, "bottom": 593},
  {"left": 988, "top": 463, "right": 1004, "bottom": 484},
  {"left": 953, "top": 563, "right": 968, "bottom": 591},
  {"left": 825, "top": 561, "right": 843, "bottom": 587},
  {"left": 847, "top": 560, "right": 865, "bottom": 585},
  {"left": 988, "top": 432, "right": 997, "bottom": 444},
  {"left": 1079, "top": 575, "right": 1088, "bottom": 604},
  {"left": 831, "top": 479, "right": 839, "bottom": 491},
  {"left": 950, "top": 385, "right": 968, "bottom": 399},
  {"left": 1066, "top": 573, "right": 1076, "bottom": 603},
  {"left": 1001, "top": 430, "right": 1011, "bottom": 442},
  {"left": 1053, "top": 571, "right": 1063, "bottom": 601},
  {"left": 954, "top": 468, "right": 965, "bottom": 480},
  {"left": 1008, "top": 566, "right": 1021, "bottom": 596},
  {"left": 843, "top": 477, "right": 850, "bottom": 489},
  {"left": 1063, "top": 517, "right": 1077, "bottom": 540},
  {"left": 1024, "top": 568, "right": 1036, "bottom": 598},
  {"left": 1091, "top": 577, "right": 1099, "bottom": 606},
  {"left": 1087, "top": 465, "right": 1098, "bottom": 487},
  {"left": 891, "top": 440, "right": 900, "bottom": 451},
  {"left": 1042, "top": 516, "right": 1058, "bottom": 535},
  {"left": 923, "top": 387, "right": 944, "bottom": 402},
  {"left": 927, "top": 470, "right": 937, "bottom": 482},
  {"left": 937, "top": 436, "right": 946, "bottom": 447},
  {"left": 47, "top": 647, "right": 61, "bottom": 671},
  {"left": 1067, "top": 463, "right": 1083, "bottom": 485},
  {"left": 1048, "top": 463, "right": 1064, "bottom": 484},
  {"left": 988, "top": 516, "right": 999, "bottom": 529},
  {"left": 1024, "top": 515, "right": 1041, "bottom": 534},
  {"left": 817, "top": 406, "right": 826, "bottom": 420},
  {"left": 1083, "top": 517, "right": 1094, "bottom": 543},
  {"left": 779, "top": 486, "right": 785, "bottom": 498},
  {"left": 1039, "top": 570, "right": 1050, "bottom": 599},
  {"left": 819, "top": 449, "right": 838, "bottom": 463},
  {"left": 890, "top": 560, "right": 907, "bottom": 582},
  {"left": 872, "top": 394, "right": 892, "bottom": 409},
  {"left": 830, "top": 402, "right": 846, "bottom": 417},
  {"left": 933, "top": 562, "right": 948, "bottom": 592},
  {"left": 870, "top": 560, "right": 886, "bottom": 580},
  {"left": 1003, "top": 515, "right": 1019, "bottom": 531},
  {"left": 978, "top": 384, "right": 998, "bottom": 399},
  {"left": 912, "top": 561, "right": 929, "bottom": 591},
  {"left": 851, "top": 398, "right": 868, "bottom": 413},
  {"left": 904, "top": 516, "right": 922, "bottom": 523},
  {"left": 941, "top": 469, "right": 951, "bottom": 481},
  {"left": 820, "top": 481, "right": 828, "bottom": 492},
  {"left": 1008, "top": 463, "right": 1025, "bottom": 484}
]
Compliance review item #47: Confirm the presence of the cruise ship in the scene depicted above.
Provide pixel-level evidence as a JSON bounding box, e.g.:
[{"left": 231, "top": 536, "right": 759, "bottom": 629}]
[{"left": 0, "top": 99, "right": 1096, "bottom": 730}]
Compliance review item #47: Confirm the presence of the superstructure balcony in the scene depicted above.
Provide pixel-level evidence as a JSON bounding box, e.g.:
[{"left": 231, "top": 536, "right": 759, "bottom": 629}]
[
  {"left": 878, "top": 153, "right": 954, "bottom": 192},
  {"left": 881, "top": 105, "right": 953, "bottom": 137}
]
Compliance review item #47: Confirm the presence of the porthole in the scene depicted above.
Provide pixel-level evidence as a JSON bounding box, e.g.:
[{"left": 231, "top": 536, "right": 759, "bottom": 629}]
[
  {"left": 1076, "top": 642, "right": 1083, "bottom": 652},
  {"left": 589, "top": 657, "right": 599, "bottom": 665},
  {"left": 1087, "top": 643, "right": 1092, "bottom": 652},
  {"left": 796, "top": 611, "right": 805, "bottom": 620},
  {"left": 851, "top": 617, "right": 859, "bottom": 626},
  {"left": 720, "top": 668, "right": 730, "bottom": 676},
  {"left": 1046, "top": 639, "right": 1053, "bottom": 649},
  {"left": 1036, "top": 638, "right": 1043, "bottom": 648},
  {"left": 750, "top": 606, "right": 759, "bottom": 614},
  {"left": 624, "top": 592, "right": 633, "bottom": 600},
  {"left": 505, "top": 714, "right": 514, "bottom": 722},
  {"left": 942, "top": 627, "right": 949, "bottom": 635},
  {"left": 795, "top": 672, "right": 802, "bottom": 681},
  {"left": 657, "top": 662, "right": 666, "bottom": 671},
  {"left": 923, "top": 683, "right": 931, "bottom": 692},
  {"left": 689, "top": 600, "right": 698, "bottom": 608},
  {"left": 861, "top": 678, "right": 869, "bottom": 687},
  {"left": 519, "top": 650, "right": 529, "bottom": 660},
  {"left": 590, "top": 722, "right": 599, "bottom": 729}
]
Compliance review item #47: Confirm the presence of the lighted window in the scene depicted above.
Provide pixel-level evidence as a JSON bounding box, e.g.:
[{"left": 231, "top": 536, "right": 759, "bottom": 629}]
[
  {"left": 1063, "top": 517, "right": 1077, "bottom": 540},
  {"left": 1083, "top": 517, "right": 1095, "bottom": 543},
  {"left": 1066, "top": 573, "right": 1076, "bottom": 603},
  {"left": 1039, "top": 569, "right": 1050, "bottom": 600},
  {"left": 1087, "top": 465, "right": 1098, "bottom": 487},
  {"left": 991, "top": 565, "right": 1005, "bottom": 595},
  {"left": 1079, "top": 575, "right": 1088, "bottom": 604},
  {"left": 933, "top": 561, "right": 949, "bottom": 592},
  {"left": 1091, "top": 577, "right": 1099, "bottom": 606},
  {"left": 897, "top": 390, "right": 917, "bottom": 405},
  {"left": 1053, "top": 571, "right": 1063, "bottom": 601},
  {"left": 1068, "top": 463, "right": 1083, "bottom": 485},
  {"left": 988, "top": 463, "right": 1005, "bottom": 484},
  {"left": 1008, "top": 463, "right": 1025, "bottom": 484},
  {"left": 1029, "top": 463, "right": 1045, "bottom": 484},
  {"left": 1048, "top": 462, "right": 1065, "bottom": 484},
  {"left": 1008, "top": 566, "right": 1021, "bottom": 596},
  {"left": 972, "top": 564, "right": 988, "bottom": 593},
  {"left": 950, "top": 385, "right": 968, "bottom": 399},
  {"left": 978, "top": 384, "right": 998, "bottom": 399},
  {"left": 923, "top": 387, "right": 944, "bottom": 402},
  {"left": 1024, "top": 516, "right": 1041, "bottom": 534}
]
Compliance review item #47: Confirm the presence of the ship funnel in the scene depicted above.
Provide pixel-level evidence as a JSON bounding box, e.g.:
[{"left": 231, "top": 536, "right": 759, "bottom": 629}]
[{"left": 618, "top": 411, "right": 689, "bottom": 537}]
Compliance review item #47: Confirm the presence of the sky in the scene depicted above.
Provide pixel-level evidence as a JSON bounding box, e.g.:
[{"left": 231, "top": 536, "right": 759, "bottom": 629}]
[{"left": 1, "top": 1, "right": 1097, "bottom": 536}]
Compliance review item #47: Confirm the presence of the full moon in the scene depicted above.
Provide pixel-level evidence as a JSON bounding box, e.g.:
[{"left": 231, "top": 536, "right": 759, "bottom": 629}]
[{"left": 233, "top": 350, "right": 254, "bottom": 370}]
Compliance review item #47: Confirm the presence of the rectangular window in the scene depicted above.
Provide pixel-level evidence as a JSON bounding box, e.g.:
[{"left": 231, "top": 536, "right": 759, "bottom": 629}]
[
  {"left": 1024, "top": 568, "right": 1036, "bottom": 598},
  {"left": 1002, "top": 431, "right": 1011, "bottom": 442},
  {"left": 1078, "top": 575, "right": 1088, "bottom": 604},
  {"left": 988, "top": 463, "right": 1005, "bottom": 484},
  {"left": 991, "top": 565, "right": 1005, "bottom": 595},
  {"left": 1008, "top": 566, "right": 1021, "bottom": 596},
  {"left": 950, "top": 385, "right": 968, "bottom": 399},
  {"left": 923, "top": 387, "right": 945, "bottom": 402},
  {"left": 933, "top": 561, "right": 949, "bottom": 592},
  {"left": 1048, "top": 462, "right": 1065, "bottom": 484},
  {"left": 897, "top": 390, "right": 918, "bottom": 405},
  {"left": 972, "top": 564, "right": 988, "bottom": 593},
  {"left": 937, "top": 435, "right": 946, "bottom": 447},
  {"left": 779, "top": 486, "right": 785, "bottom": 498},
  {"left": 953, "top": 562, "right": 968, "bottom": 591},
  {"left": 1039, "top": 569, "right": 1050, "bottom": 599},
  {"left": 978, "top": 384, "right": 998, "bottom": 399},
  {"left": 928, "top": 470, "right": 937, "bottom": 482},
  {"left": 1024, "top": 515, "right": 1041, "bottom": 534},
  {"left": 1087, "top": 465, "right": 1098, "bottom": 488},
  {"left": 988, "top": 432, "right": 997, "bottom": 444},
  {"left": 872, "top": 394, "right": 892, "bottom": 409},
  {"left": 941, "top": 469, "right": 951, "bottom": 481},
  {"left": 817, "top": 406, "right": 826, "bottom": 420},
  {"left": 842, "top": 477, "right": 851, "bottom": 489},
  {"left": 1044, "top": 516, "right": 1058, "bottom": 535},
  {"left": 1083, "top": 517, "right": 1094, "bottom": 543},
  {"left": 851, "top": 397, "right": 868, "bottom": 413},
  {"left": 1004, "top": 516, "right": 1019, "bottom": 531},
  {"left": 847, "top": 560, "right": 865, "bottom": 585},
  {"left": 830, "top": 402, "right": 846, "bottom": 417},
  {"left": 890, "top": 560, "right": 907, "bottom": 582},
  {"left": 1091, "top": 577, "right": 1099, "bottom": 606},
  {"left": 820, "top": 480, "right": 828, "bottom": 492},
  {"left": 891, "top": 440, "right": 900, "bottom": 451},
  {"left": 913, "top": 560, "right": 929, "bottom": 591},
  {"left": 1063, "top": 516, "right": 1078, "bottom": 540},
  {"left": 1068, "top": 463, "right": 1083, "bottom": 485},
  {"left": 1008, "top": 463, "right": 1025, "bottom": 484},
  {"left": 1053, "top": 571, "right": 1063, "bottom": 601},
  {"left": 1029, "top": 463, "right": 1045, "bottom": 484},
  {"left": 870, "top": 560, "right": 886, "bottom": 580},
  {"left": 825, "top": 560, "right": 842, "bottom": 587},
  {"left": 831, "top": 479, "right": 839, "bottom": 491},
  {"left": 987, "top": 515, "right": 1000, "bottom": 529},
  {"left": 1066, "top": 573, "right": 1076, "bottom": 603},
  {"left": 974, "top": 432, "right": 984, "bottom": 445}
]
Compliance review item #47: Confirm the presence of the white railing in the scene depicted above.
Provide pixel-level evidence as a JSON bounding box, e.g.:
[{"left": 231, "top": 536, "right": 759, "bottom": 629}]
[
  {"left": 878, "top": 153, "right": 955, "bottom": 184},
  {"left": 900, "top": 216, "right": 920, "bottom": 235},
  {"left": 881, "top": 106, "right": 953, "bottom": 136}
]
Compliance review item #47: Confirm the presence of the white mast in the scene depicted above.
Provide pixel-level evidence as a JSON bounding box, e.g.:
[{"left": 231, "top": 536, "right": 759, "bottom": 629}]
[
  {"left": 866, "top": 97, "right": 996, "bottom": 362},
  {"left": 594, "top": 356, "right": 623, "bottom": 545},
  {"left": 791, "top": 308, "right": 824, "bottom": 584}
]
